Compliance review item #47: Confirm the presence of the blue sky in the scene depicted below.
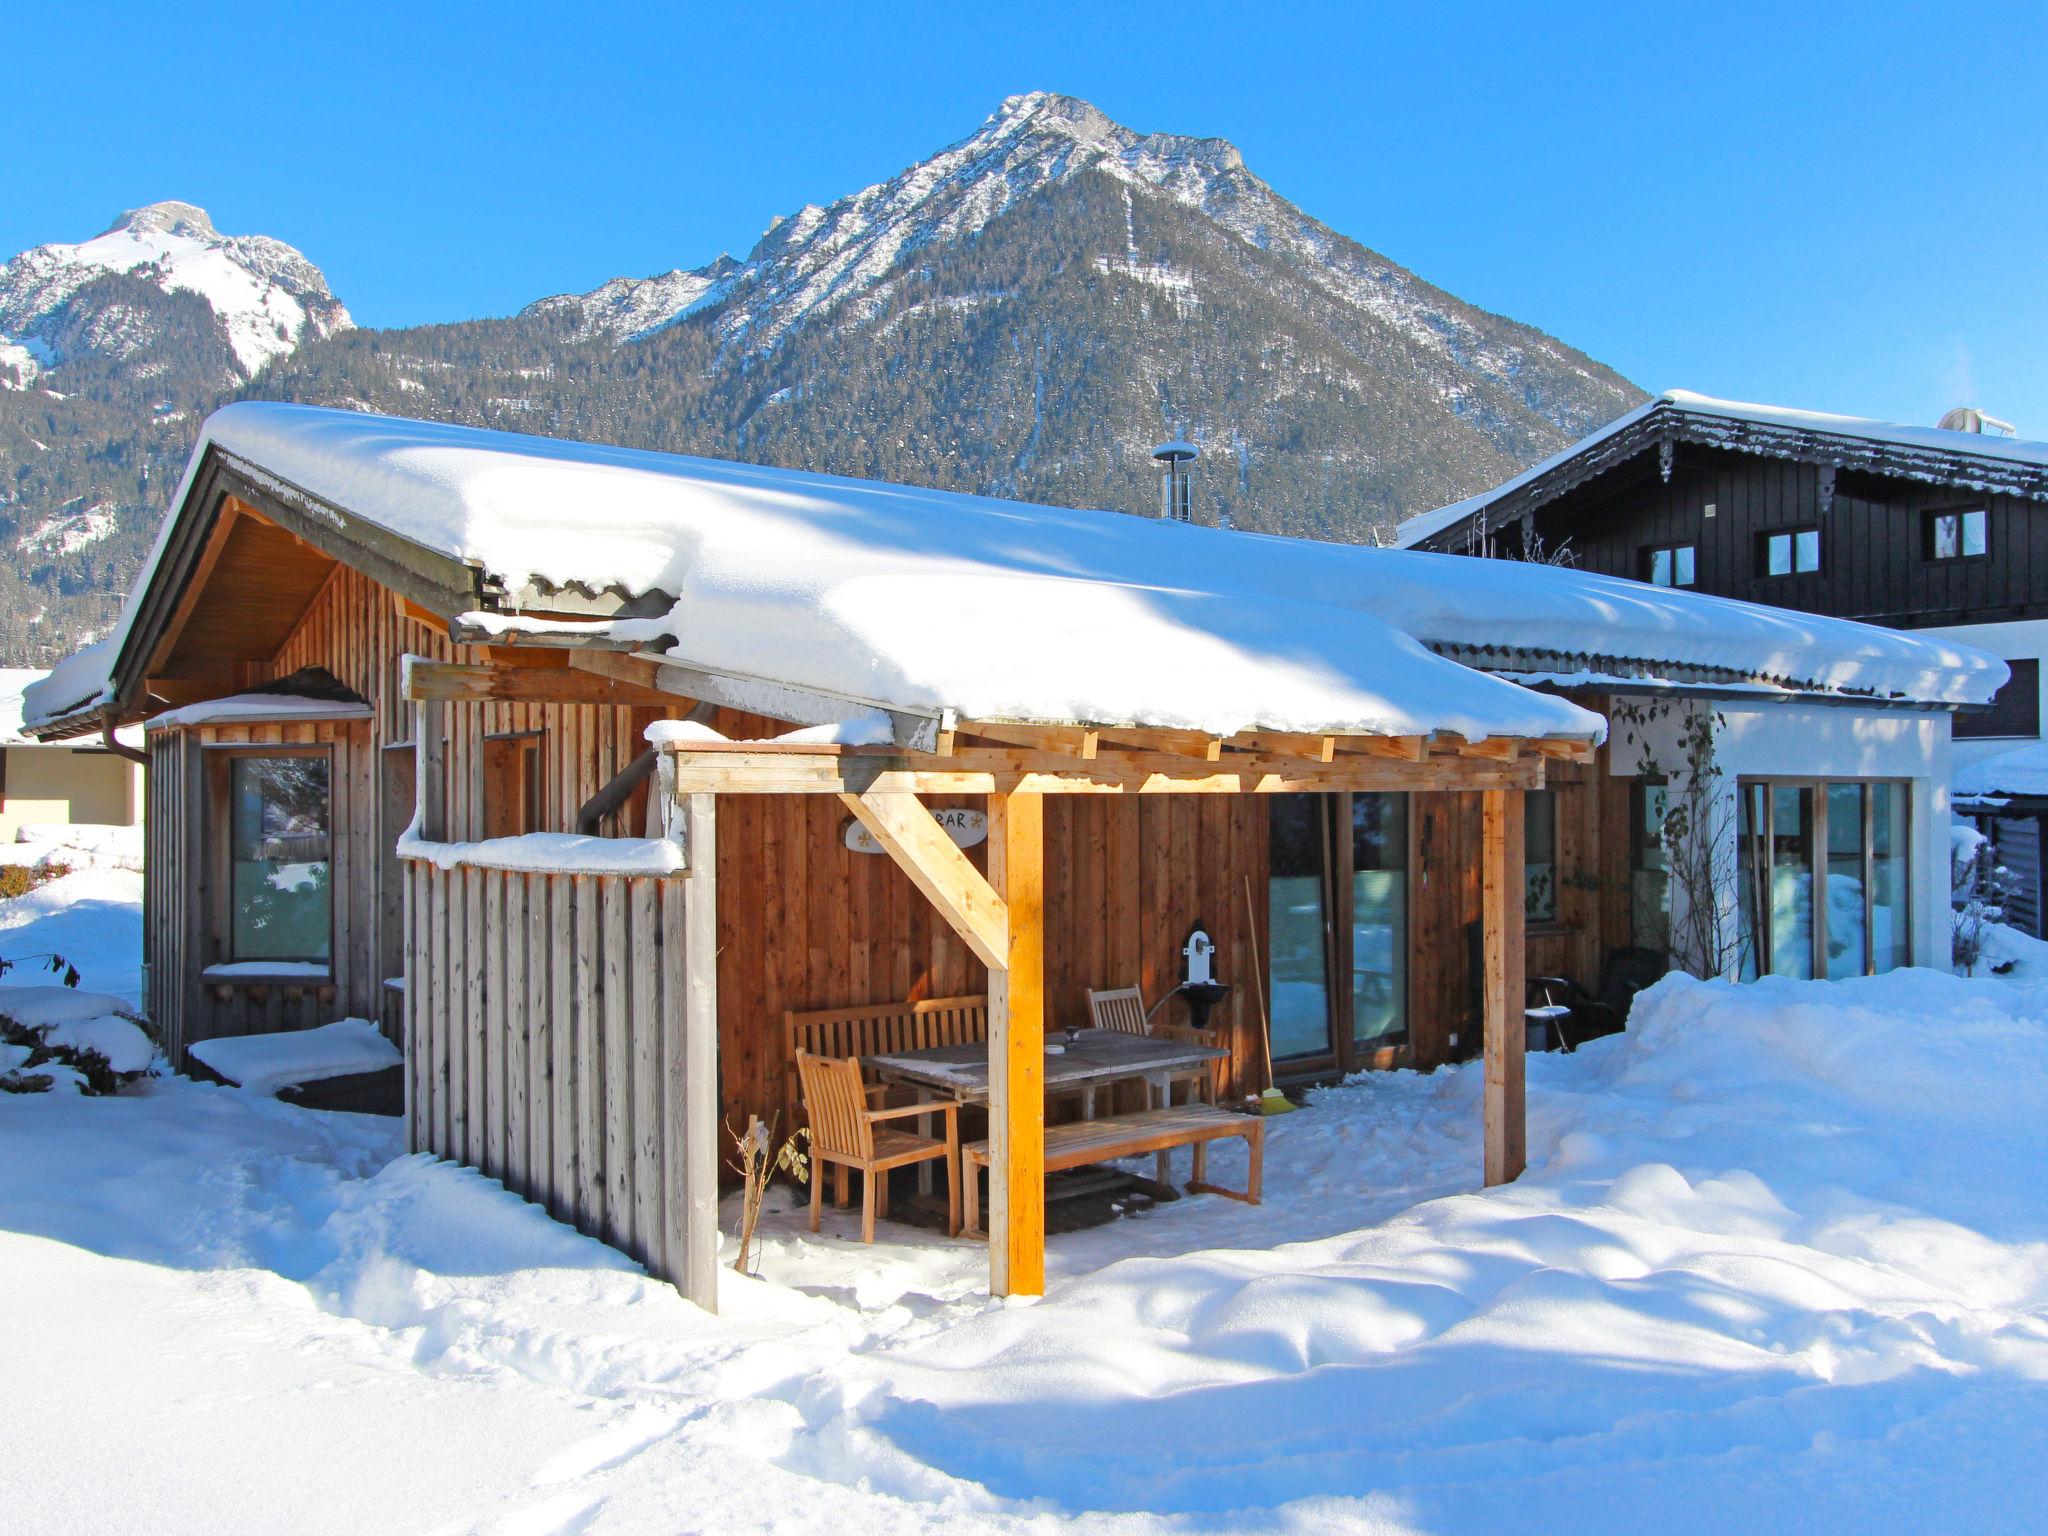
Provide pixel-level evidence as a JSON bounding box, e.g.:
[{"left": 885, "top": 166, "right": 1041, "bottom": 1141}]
[{"left": 13, "top": 1, "right": 2048, "bottom": 433}]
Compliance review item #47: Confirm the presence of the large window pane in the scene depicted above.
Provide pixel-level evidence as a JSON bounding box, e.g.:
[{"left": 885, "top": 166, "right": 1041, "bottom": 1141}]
[
  {"left": 1770, "top": 785, "right": 1815, "bottom": 979},
  {"left": 1870, "top": 783, "right": 1911, "bottom": 972},
  {"left": 1824, "top": 783, "right": 1867, "bottom": 979},
  {"left": 1351, "top": 793, "right": 1407, "bottom": 1047},
  {"left": 1738, "top": 783, "right": 1765, "bottom": 980},
  {"left": 1524, "top": 788, "right": 1558, "bottom": 922},
  {"left": 1631, "top": 781, "right": 1671, "bottom": 953},
  {"left": 230, "top": 755, "right": 332, "bottom": 963},
  {"left": 1268, "top": 795, "right": 1331, "bottom": 1060}
]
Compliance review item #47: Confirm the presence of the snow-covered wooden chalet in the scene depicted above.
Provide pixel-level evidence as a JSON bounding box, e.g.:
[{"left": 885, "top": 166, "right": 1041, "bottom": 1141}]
[{"left": 25, "top": 404, "right": 2004, "bottom": 1307}]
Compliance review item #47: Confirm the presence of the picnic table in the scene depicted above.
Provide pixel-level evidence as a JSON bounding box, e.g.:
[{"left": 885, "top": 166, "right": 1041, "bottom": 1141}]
[
  {"left": 865, "top": 1028, "right": 1227, "bottom": 1111},
  {"left": 866, "top": 1030, "right": 1229, "bottom": 1199}
]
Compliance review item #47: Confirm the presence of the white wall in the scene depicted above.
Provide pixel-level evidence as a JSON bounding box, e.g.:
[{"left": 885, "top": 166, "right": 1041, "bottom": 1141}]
[
  {"left": 1908, "top": 617, "right": 2047, "bottom": 774},
  {"left": 1607, "top": 694, "right": 1950, "bottom": 976}
]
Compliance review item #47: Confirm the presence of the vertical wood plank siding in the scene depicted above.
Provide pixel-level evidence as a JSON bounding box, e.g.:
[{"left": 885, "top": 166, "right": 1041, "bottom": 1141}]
[
  {"left": 145, "top": 716, "right": 375, "bottom": 1060},
  {"left": 403, "top": 862, "right": 706, "bottom": 1286},
  {"left": 149, "top": 562, "right": 685, "bottom": 1061},
  {"left": 1529, "top": 445, "right": 2038, "bottom": 630}
]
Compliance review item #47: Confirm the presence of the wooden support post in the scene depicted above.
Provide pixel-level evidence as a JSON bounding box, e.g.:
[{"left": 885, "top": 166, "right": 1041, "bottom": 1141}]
[
  {"left": 417, "top": 697, "right": 447, "bottom": 841},
  {"left": 1481, "top": 788, "right": 1527, "bottom": 1186},
  {"left": 985, "top": 790, "right": 1046, "bottom": 1297},
  {"left": 678, "top": 792, "right": 720, "bottom": 1311}
]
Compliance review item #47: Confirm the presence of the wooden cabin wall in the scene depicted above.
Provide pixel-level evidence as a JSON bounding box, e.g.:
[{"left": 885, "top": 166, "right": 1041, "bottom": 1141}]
[
  {"left": 404, "top": 859, "right": 706, "bottom": 1286},
  {"left": 146, "top": 716, "right": 375, "bottom": 1061},
  {"left": 1406, "top": 746, "right": 1638, "bottom": 1070},
  {"left": 1408, "top": 790, "right": 1484, "bottom": 1066},
  {"left": 270, "top": 564, "right": 676, "bottom": 842},
  {"left": 716, "top": 792, "right": 1268, "bottom": 1134}
]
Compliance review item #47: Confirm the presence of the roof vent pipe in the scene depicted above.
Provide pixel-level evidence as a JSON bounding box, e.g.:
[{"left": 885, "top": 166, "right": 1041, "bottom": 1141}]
[
  {"left": 1938, "top": 406, "right": 2017, "bottom": 437},
  {"left": 1153, "top": 439, "right": 1197, "bottom": 522}
]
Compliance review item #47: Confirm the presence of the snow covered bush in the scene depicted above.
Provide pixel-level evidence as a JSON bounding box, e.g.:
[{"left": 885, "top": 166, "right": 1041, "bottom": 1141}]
[
  {"left": 0, "top": 858, "right": 71, "bottom": 901},
  {"left": 0, "top": 983, "right": 157, "bottom": 1095},
  {"left": 1610, "top": 699, "right": 1745, "bottom": 980},
  {"left": 1952, "top": 823, "right": 2014, "bottom": 975}
]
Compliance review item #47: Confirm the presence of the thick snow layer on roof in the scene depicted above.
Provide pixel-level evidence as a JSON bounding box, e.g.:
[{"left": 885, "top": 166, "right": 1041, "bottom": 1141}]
[
  {"left": 1954, "top": 742, "right": 2048, "bottom": 800},
  {"left": 1397, "top": 389, "right": 2048, "bottom": 548},
  {"left": 43, "top": 403, "right": 2002, "bottom": 738},
  {"left": 0, "top": 669, "right": 130, "bottom": 747},
  {"left": 20, "top": 643, "right": 119, "bottom": 735},
  {"left": 146, "top": 693, "right": 374, "bottom": 729}
]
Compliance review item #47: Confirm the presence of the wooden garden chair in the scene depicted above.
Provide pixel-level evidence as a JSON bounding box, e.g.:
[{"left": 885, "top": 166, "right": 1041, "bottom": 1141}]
[
  {"left": 795, "top": 1050, "right": 961, "bottom": 1242},
  {"left": 1086, "top": 984, "right": 1215, "bottom": 1112}
]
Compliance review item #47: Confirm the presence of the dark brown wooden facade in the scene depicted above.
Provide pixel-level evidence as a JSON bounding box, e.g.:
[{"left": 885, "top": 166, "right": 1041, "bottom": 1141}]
[{"left": 1461, "top": 445, "right": 2048, "bottom": 631}]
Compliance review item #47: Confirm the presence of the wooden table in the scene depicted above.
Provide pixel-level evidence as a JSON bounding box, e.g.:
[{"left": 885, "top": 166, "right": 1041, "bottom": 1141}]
[{"left": 866, "top": 1030, "right": 1228, "bottom": 1196}]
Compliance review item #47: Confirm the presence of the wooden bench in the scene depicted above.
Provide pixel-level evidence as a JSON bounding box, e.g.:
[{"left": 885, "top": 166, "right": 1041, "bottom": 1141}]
[
  {"left": 961, "top": 1104, "right": 1263, "bottom": 1236},
  {"left": 785, "top": 994, "right": 988, "bottom": 1110}
]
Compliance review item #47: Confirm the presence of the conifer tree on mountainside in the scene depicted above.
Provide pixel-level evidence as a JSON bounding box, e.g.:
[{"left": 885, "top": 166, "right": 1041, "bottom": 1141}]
[{"left": 0, "top": 94, "right": 1641, "bottom": 665}]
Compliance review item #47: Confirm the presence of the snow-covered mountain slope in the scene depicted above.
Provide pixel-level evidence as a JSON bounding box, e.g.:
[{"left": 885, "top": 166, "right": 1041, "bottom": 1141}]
[
  {"left": 525, "top": 255, "right": 741, "bottom": 343},
  {"left": 542, "top": 92, "right": 1623, "bottom": 434},
  {"left": 0, "top": 202, "right": 350, "bottom": 379}
]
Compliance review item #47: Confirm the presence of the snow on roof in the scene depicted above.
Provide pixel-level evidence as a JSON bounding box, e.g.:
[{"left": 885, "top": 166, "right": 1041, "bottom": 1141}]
[
  {"left": 1396, "top": 389, "right": 2048, "bottom": 549},
  {"left": 31, "top": 403, "right": 2007, "bottom": 738},
  {"left": 20, "top": 645, "right": 121, "bottom": 738},
  {"left": 1954, "top": 742, "right": 2048, "bottom": 801},
  {"left": 146, "top": 693, "right": 374, "bottom": 730},
  {"left": 3, "top": 662, "right": 139, "bottom": 748}
]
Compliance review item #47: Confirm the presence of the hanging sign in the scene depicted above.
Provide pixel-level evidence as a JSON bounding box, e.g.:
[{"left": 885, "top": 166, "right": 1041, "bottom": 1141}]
[{"left": 844, "top": 807, "right": 987, "bottom": 854}]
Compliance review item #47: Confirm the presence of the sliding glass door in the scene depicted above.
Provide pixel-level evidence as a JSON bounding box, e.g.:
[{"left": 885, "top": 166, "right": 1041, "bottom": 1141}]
[
  {"left": 1740, "top": 777, "right": 1912, "bottom": 979},
  {"left": 1267, "top": 795, "right": 1334, "bottom": 1061},
  {"left": 1267, "top": 793, "right": 1409, "bottom": 1074}
]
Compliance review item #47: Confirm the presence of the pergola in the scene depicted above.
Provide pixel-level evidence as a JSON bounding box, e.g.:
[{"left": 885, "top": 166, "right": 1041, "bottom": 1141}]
[{"left": 654, "top": 721, "right": 1585, "bottom": 1296}]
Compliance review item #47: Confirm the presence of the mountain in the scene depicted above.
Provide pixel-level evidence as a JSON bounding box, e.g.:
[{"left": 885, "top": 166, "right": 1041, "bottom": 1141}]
[
  {"left": 0, "top": 201, "right": 349, "bottom": 385},
  {"left": 0, "top": 97, "right": 1642, "bottom": 666}
]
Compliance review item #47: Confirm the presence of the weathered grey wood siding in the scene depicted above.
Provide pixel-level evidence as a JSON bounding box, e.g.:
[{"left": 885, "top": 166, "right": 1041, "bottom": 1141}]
[{"left": 402, "top": 856, "right": 717, "bottom": 1297}]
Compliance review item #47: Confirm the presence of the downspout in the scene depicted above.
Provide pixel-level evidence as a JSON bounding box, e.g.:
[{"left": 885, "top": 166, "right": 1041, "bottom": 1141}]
[
  {"left": 575, "top": 700, "right": 717, "bottom": 836},
  {"left": 101, "top": 711, "right": 147, "bottom": 766}
]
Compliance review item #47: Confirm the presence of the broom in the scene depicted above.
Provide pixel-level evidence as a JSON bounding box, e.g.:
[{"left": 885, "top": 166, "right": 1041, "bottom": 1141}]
[{"left": 1242, "top": 875, "right": 1298, "bottom": 1116}]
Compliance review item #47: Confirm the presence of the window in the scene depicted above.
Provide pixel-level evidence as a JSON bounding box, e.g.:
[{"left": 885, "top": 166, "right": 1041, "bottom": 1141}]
[
  {"left": 1524, "top": 788, "right": 1558, "bottom": 921},
  {"left": 1643, "top": 543, "right": 1696, "bottom": 588},
  {"left": 1630, "top": 780, "right": 1671, "bottom": 952},
  {"left": 1738, "top": 777, "right": 1910, "bottom": 979},
  {"left": 1267, "top": 792, "right": 1410, "bottom": 1072},
  {"left": 1349, "top": 793, "right": 1407, "bottom": 1048},
  {"left": 226, "top": 753, "right": 332, "bottom": 964},
  {"left": 1267, "top": 795, "right": 1331, "bottom": 1062},
  {"left": 1955, "top": 658, "right": 2042, "bottom": 740},
  {"left": 1758, "top": 526, "right": 1821, "bottom": 577},
  {"left": 1924, "top": 507, "right": 1988, "bottom": 561},
  {"left": 483, "top": 731, "right": 545, "bottom": 837}
]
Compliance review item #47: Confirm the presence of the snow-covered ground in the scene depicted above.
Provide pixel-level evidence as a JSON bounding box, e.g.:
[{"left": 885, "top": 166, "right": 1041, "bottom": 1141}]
[
  {"left": 0, "top": 862, "right": 142, "bottom": 1005},
  {"left": 4, "top": 868, "right": 2047, "bottom": 1533}
]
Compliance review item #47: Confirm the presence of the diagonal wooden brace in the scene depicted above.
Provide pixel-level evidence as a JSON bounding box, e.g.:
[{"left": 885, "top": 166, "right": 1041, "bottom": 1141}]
[{"left": 838, "top": 791, "right": 1010, "bottom": 970}]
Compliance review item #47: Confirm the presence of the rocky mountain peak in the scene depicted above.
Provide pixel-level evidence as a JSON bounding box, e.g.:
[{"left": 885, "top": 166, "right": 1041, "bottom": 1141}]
[{"left": 104, "top": 201, "right": 221, "bottom": 243}]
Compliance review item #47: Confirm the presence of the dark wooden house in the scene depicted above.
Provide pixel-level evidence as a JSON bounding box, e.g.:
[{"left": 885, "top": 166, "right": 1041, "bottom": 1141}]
[{"left": 1400, "top": 389, "right": 2048, "bottom": 932}]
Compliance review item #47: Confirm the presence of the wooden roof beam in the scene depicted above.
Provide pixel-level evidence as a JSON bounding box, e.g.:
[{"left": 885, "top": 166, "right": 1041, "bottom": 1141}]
[
  {"left": 962, "top": 723, "right": 1100, "bottom": 758},
  {"left": 406, "top": 660, "right": 681, "bottom": 709},
  {"left": 839, "top": 790, "right": 1009, "bottom": 970},
  {"left": 662, "top": 744, "right": 1546, "bottom": 796},
  {"left": 1350, "top": 735, "right": 1430, "bottom": 761},
  {"left": 1229, "top": 731, "right": 1336, "bottom": 762},
  {"left": 1094, "top": 726, "right": 1224, "bottom": 760},
  {"left": 1448, "top": 736, "right": 1521, "bottom": 762}
]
